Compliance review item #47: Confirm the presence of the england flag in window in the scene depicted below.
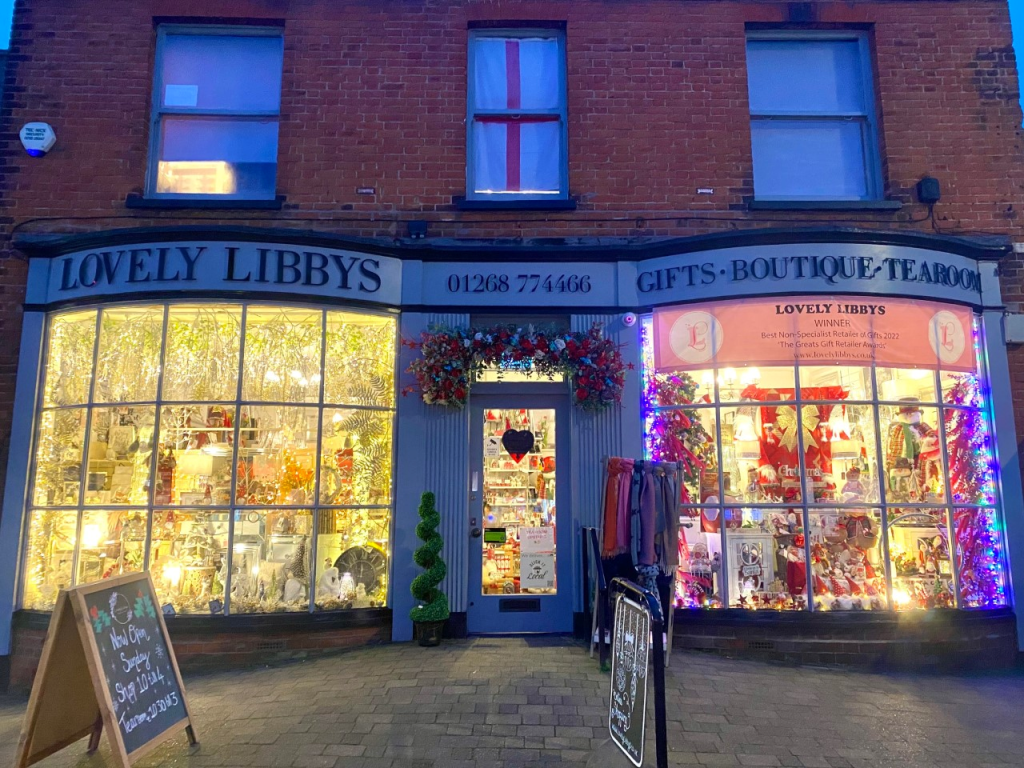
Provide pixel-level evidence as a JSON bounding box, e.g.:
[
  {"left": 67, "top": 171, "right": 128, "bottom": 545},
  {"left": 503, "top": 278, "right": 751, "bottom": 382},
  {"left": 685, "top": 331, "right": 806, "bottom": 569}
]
[{"left": 469, "top": 32, "right": 566, "bottom": 198}]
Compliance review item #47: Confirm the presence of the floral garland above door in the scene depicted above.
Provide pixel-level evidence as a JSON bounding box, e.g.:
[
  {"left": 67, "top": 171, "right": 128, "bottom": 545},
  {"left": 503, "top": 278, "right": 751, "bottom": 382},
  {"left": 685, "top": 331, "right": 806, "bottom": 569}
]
[{"left": 403, "top": 323, "right": 626, "bottom": 410}]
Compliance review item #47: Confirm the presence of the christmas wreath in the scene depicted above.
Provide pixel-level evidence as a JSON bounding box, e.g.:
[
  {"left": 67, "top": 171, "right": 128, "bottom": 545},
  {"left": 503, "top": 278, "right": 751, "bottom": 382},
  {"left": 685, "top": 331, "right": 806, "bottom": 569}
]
[{"left": 404, "top": 323, "right": 625, "bottom": 410}]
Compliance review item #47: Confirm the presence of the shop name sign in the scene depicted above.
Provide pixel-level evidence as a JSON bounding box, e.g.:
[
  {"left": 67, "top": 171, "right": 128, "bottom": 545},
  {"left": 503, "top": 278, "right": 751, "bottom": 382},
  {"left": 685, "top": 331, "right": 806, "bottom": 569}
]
[
  {"left": 46, "top": 242, "right": 402, "bottom": 305},
  {"left": 635, "top": 244, "right": 983, "bottom": 305}
]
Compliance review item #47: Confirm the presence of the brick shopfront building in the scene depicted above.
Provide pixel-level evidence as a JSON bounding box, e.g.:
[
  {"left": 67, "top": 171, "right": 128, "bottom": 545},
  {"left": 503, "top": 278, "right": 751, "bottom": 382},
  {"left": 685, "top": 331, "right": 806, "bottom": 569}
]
[{"left": 1, "top": 0, "right": 1024, "bottom": 688}]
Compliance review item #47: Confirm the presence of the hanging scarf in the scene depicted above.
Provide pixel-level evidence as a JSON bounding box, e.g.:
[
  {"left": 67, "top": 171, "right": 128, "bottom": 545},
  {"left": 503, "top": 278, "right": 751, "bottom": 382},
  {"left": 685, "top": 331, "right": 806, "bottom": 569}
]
[{"left": 602, "top": 458, "right": 634, "bottom": 557}]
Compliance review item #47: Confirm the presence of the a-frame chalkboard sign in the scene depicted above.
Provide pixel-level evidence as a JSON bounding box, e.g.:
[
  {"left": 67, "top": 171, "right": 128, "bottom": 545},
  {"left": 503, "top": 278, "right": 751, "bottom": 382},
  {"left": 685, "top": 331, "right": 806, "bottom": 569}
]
[{"left": 15, "top": 572, "right": 198, "bottom": 767}]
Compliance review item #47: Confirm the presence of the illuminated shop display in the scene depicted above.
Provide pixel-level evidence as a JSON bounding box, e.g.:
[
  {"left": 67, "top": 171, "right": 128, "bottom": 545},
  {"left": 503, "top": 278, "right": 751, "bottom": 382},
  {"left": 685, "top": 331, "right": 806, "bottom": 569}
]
[
  {"left": 22, "top": 303, "right": 396, "bottom": 615},
  {"left": 641, "top": 296, "right": 1006, "bottom": 612},
  {"left": 480, "top": 408, "right": 558, "bottom": 596}
]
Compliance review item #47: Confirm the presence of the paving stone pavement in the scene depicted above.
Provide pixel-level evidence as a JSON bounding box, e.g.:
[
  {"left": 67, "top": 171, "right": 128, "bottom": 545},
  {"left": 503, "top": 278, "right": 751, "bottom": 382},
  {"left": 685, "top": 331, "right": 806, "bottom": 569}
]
[{"left": 2, "top": 636, "right": 1024, "bottom": 767}]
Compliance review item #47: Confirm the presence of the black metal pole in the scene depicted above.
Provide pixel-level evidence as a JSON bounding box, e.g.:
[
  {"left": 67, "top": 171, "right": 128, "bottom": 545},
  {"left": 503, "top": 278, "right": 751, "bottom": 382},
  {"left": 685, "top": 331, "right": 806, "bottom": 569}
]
[
  {"left": 589, "top": 528, "right": 610, "bottom": 670},
  {"left": 581, "top": 527, "right": 591, "bottom": 641},
  {"left": 651, "top": 611, "right": 668, "bottom": 768},
  {"left": 610, "top": 577, "right": 668, "bottom": 768}
]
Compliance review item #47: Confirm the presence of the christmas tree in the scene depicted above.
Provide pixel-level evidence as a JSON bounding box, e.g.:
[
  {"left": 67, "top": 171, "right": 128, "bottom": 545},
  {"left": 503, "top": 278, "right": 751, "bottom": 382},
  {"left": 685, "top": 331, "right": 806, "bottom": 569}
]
[
  {"left": 944, "top": 375, "right": 1005, "bottom": 608},
  {"left": 644, "top": 371, "right": 713, "bottom": 500}
]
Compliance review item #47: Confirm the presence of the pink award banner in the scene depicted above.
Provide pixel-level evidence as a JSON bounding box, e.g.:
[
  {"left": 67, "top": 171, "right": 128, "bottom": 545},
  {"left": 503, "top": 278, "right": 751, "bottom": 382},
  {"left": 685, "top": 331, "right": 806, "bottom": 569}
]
[{"left": 653, "top": 296, "right": 976, "bottom": 373}]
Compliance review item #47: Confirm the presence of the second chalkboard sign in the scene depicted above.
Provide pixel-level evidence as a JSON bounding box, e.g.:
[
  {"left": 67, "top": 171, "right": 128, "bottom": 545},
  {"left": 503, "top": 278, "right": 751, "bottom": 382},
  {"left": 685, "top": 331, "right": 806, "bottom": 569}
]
[
  {"left": 608, "top": 593, "right": 650, "bottom": 768},
  {"left": 15, "top": 572, "right": 197, "bottom": 768}
]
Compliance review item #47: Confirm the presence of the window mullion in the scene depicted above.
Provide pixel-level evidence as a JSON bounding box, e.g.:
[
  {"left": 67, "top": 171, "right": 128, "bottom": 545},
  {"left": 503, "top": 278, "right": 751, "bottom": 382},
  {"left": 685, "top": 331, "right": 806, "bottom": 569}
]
[
  {"left": 223, "top": 304, "right": 248, "bottom": 616},
  {"left": 870, "top": 365, "right": 896, "bottom": 612},
  {"left": 142, "top": 305, "right": 170, "bottom": 574},
  {"left": 308, "top": 310, "right": 329, "bottom": 614},
  {"left": 471, "top": 109, "right": 563, "bottom": 119},
  {"left": 70, "top": 310, "right": 105, "bottom": 587}
]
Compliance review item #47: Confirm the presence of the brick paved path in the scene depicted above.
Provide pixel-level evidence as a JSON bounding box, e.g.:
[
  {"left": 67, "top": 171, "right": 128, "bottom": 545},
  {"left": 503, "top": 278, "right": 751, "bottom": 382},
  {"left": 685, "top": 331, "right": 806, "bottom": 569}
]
[{"left": 2, "top": 637, "right": 1024, "bottom": 767}]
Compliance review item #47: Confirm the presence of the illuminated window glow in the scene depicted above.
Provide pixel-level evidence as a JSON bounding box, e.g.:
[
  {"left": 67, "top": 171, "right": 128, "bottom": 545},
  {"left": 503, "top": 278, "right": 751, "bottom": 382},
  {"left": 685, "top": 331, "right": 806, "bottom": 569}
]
[
  {"left": 22, "top": 303, "right": 396, "bottom": 616},
  {"left": 641, "top": 306, "right": 1007, "bottom": 612}
]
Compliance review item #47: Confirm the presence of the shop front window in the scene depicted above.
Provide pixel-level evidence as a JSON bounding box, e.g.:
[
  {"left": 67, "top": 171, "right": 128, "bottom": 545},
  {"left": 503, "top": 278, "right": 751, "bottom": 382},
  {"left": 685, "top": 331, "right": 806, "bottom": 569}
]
[
  {"left": 22, "top": 303, "right": 397, "bottom": 616},
  {"left": 642, "top": 296, "right": 1007, "bottom": 612}
]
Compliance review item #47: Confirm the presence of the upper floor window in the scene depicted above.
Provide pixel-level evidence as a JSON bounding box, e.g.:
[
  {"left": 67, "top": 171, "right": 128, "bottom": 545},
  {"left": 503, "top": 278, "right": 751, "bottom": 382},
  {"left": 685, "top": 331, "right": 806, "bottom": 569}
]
[
  {"left": 746, "top": 33, "right": 882, "bottom": 201},
  {"left": 148, "top": 27, "right": 284, "bottom": 200},
  {"left": 467, "top": 29, "right": 568, "bottom": 200}
]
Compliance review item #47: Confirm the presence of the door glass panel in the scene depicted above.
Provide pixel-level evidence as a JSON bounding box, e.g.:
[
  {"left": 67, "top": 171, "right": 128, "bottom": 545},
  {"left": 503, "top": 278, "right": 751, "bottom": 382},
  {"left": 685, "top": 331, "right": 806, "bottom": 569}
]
[{"left": 481, "top": 408, "right": 557, "bottom": 595}]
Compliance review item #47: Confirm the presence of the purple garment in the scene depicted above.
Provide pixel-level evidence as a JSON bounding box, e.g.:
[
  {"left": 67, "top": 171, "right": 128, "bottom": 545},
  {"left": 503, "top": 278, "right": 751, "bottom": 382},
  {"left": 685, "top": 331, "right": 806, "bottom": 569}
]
[
  {"left": 638, "top": 463, "right": 657, "bottom": 566},
  {"left": 615, "top": 458, "right": 634, "bottom": 557}
]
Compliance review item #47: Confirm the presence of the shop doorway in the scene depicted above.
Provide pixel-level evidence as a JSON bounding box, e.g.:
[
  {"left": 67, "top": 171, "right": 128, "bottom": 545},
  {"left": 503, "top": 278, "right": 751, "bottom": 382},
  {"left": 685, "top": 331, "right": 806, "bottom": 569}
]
[{"left": 467, "top": 396, "right": 573, "bottom": 633}]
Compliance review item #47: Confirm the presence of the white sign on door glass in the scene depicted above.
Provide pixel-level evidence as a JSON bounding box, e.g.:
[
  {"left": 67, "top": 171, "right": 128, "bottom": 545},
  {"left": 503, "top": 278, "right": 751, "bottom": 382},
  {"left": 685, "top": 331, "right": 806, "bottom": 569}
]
[
  {"left": 520, "top": 554, "right": 555, "bottom": 589},
  {"left": 484, "top": 435, "right": 501, "bottom": 458},
  {"left": 520, "top": 526, "right": 554, "bottom": 554}
]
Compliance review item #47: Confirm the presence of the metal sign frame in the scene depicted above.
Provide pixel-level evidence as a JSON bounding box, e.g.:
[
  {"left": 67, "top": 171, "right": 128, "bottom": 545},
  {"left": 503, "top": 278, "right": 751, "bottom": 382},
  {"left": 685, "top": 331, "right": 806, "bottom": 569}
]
[{"left": 608, "top": 577, "right": 668, "bottom": 768}]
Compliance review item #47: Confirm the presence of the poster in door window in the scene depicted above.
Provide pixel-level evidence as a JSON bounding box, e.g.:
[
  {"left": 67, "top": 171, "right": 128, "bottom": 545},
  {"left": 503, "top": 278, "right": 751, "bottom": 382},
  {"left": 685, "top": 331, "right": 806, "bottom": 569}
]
[
  {"left": 521, "top": 554, "right": 555, "bottom": 590},
  {"left": 520, "top": 526, "right": 554, "bottom": 555}
]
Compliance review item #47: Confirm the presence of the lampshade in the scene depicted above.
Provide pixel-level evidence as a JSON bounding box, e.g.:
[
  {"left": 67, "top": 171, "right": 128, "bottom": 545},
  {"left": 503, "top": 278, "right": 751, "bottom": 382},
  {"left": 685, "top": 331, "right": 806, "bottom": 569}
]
[
  {"left": 881, "top": 378, "right": 923, "bottom": 402},
  {"left": 733, "top": 414, "right": 757, "bottom": 442},
  {"left": 830, "top": 439, "right": 860, "bottom": 461},
  {"left": 735, "top": 440, "right": 761, "bottom": 461},
  {"left": 176, "top": 451, "right": 215, "bottom": 476}
]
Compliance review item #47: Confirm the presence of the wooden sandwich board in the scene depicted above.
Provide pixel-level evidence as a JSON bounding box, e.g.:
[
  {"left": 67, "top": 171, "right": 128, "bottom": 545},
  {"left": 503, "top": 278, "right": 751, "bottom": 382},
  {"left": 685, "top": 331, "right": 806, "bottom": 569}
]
[{"left": 15, "top": 571, "right": 198, "bottom": 767}]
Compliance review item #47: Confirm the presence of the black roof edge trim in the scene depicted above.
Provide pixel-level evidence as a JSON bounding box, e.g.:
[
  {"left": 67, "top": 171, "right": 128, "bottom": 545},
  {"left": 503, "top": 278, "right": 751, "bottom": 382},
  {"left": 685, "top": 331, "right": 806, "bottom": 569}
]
[{"left": 12, "top": 224, "right": 1012, "bottom": 262}]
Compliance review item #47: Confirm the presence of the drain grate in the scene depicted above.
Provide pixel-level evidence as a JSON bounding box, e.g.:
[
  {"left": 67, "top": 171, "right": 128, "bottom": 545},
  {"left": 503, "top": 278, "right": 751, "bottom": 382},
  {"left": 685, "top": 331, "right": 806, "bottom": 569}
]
[{"left": 747, "top": 640, "right": 775, "bottom": 651}]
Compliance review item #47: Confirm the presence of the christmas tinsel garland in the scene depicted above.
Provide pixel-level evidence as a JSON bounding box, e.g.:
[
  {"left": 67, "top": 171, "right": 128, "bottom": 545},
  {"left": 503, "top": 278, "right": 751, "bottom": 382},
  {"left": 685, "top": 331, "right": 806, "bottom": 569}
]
[{"left": 404, "top": 323, "right": 625, "bottom": 410}]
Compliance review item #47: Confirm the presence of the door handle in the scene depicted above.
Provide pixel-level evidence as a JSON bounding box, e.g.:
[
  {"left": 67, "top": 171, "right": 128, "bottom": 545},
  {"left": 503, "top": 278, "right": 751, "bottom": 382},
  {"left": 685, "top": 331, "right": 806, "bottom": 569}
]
[{"left": 470, "top": 527, "right": 482, "bottom": 538}]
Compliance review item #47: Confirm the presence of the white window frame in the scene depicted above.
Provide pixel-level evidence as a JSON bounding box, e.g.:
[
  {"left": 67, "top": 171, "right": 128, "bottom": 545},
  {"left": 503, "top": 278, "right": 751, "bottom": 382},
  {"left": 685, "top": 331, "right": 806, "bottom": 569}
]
[
  {"left": 466, "top": 28, "right": 569, "bottom": 201},
  {"left": 746, "top": 30, "right": 883, "bottom": 202},
  {"left": 146, "top": 25, "right": 284, "bottom": 201}
]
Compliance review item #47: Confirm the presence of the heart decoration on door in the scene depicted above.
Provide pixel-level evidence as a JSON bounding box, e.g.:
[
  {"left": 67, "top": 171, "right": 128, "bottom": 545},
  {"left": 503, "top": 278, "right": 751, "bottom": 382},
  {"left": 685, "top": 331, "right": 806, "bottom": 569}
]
[{"left": 501, "top": 429, "right": 535, "bottom": 463}]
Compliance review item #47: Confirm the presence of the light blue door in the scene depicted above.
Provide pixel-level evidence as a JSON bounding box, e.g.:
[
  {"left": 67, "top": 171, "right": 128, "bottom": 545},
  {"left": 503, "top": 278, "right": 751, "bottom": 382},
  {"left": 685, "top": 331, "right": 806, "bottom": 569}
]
[{"left": 467, "top": 396, "right": 573, "bottom": 633}]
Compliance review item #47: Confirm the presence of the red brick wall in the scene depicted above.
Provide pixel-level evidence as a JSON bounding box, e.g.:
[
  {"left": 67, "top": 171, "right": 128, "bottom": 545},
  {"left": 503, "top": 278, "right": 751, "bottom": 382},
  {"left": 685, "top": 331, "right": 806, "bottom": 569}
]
[
  {"left": 673, "top": 608, "right": 1019, "bottom": 669},
  {"left": 0, "top": 0, "right": 1022, "bottom": 507}
]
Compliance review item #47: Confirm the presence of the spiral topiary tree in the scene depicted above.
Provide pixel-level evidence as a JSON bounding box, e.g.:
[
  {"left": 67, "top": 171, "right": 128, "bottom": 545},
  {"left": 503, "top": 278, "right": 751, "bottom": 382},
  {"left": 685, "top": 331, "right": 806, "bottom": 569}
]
[{"left": 410, "top": 492, "right": 450, "bottom": 624}]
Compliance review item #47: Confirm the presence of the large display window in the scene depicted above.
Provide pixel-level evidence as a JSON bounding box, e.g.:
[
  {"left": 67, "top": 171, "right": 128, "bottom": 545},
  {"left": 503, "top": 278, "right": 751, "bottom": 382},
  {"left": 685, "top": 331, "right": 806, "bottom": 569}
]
[
  {"left": 22, "top": 303, "right": 396, "bottom": 615},
  {"left": 641, "top": 296, "right": 1007, "bottom": 612}
]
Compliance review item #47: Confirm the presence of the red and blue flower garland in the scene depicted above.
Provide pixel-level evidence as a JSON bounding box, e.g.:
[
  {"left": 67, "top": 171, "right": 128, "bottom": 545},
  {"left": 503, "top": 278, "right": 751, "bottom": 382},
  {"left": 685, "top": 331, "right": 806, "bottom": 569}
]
[{"left": 403, "top": 323, "right": 625, "bottom": 410}]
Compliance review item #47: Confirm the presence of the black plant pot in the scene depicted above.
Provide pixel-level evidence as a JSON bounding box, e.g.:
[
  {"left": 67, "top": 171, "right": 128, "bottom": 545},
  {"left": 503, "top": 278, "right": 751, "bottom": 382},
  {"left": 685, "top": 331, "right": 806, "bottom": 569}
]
[{"left": 414, "top": 620, "right": 446, "bottom": 647}]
